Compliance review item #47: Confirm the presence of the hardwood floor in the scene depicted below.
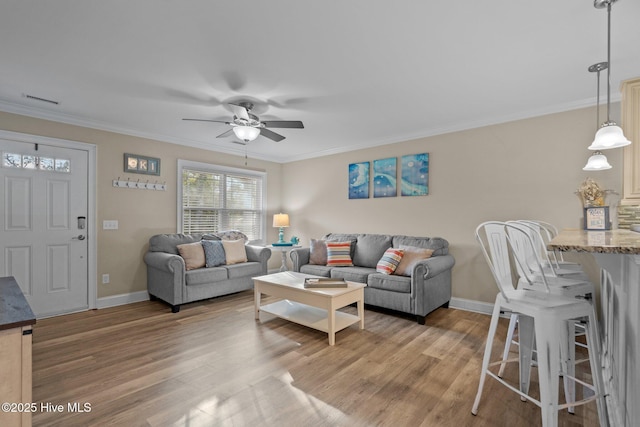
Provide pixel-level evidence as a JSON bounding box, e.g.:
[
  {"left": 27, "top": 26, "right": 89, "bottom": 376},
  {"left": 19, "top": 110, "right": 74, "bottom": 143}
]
[{"left": 32, "top": 291, "right": 600, "bottom": 426}]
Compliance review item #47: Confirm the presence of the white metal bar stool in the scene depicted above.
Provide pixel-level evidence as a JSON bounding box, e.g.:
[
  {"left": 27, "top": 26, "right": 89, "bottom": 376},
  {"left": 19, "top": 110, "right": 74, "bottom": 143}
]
[{"left": 472, "top": 222, "right": 608, "bottom": 427}]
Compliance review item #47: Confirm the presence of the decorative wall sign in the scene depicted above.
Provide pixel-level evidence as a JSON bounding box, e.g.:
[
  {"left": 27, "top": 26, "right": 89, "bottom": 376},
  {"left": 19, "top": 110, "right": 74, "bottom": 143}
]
[
  {"left": 401, "top": 153, "right": 429, "bottom": 196},
  {"left": 349, "top": 161, "right": 370, "bottom": 199},
  {"left": 584, "top": 206, "right": 611, "bottom": 230},
  {"left": 124, "top": 153, "right": 160, "bottom": 175},
  {"left": 373, "top": 157, "right": 397, "bottom": 197}
]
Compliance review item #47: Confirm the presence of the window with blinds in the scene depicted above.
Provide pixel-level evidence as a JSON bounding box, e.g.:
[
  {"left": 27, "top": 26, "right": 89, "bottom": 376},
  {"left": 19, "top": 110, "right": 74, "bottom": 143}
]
[{"left": 179, "top": 160, "right": 266, "bottom": 242}]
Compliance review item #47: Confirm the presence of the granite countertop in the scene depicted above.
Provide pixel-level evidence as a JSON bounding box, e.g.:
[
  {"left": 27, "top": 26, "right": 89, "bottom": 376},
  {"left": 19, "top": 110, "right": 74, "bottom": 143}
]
[
  {"left": 548, "top": 228, "right": 640, "bottom": 254},
  {"left": 0, "top": 276, "right": 36, "bottom": 330}
]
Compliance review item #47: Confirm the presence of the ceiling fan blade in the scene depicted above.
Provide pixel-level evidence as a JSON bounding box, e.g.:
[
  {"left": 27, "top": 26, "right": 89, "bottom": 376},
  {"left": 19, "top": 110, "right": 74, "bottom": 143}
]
[
  {"left": 216, "top": 129, "right": 234, "bottom": 138},
  {"left": 182, "top": 118, "right": 229, "bottom": 124},
  {"left": 229, "top": 103, "right": 250, "bottom": 121},
  {"left": 261, "top": 120, "right": 304, "bottom": 129},
  {"left": 259, "top": 128, "right": 286, "bottom": 142}
]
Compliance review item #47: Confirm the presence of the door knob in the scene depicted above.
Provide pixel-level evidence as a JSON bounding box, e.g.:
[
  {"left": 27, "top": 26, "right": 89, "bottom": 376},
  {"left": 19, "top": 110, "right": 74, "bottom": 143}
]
[{"left": 72, "top": 235, "right": 86, "bottom": 240}]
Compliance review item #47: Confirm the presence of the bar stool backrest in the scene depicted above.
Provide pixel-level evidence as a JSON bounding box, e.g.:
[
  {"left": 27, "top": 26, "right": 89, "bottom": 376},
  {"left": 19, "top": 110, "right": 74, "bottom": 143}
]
[
  {"left": 504, "top": 222, "right": 552, "bottom": 294},
  {"left": 475, "top": 221, "right": 517, "bottom": 301}
]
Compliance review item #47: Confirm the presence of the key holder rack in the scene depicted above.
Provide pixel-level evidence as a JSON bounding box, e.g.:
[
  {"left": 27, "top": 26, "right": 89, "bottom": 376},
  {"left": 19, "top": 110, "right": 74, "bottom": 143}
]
[{"left": 112, "top": 177, "right": 167, "bottom": 191}]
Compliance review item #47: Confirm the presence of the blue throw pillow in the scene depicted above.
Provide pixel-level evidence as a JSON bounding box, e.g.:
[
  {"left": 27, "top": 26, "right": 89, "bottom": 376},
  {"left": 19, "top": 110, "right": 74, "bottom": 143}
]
[{"left": 201, "top": 240, "right": 226, "bottom": 267}]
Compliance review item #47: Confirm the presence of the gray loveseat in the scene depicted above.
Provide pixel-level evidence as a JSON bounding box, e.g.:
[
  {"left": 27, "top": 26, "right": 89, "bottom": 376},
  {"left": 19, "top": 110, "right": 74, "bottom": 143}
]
[
  {"left": 144, "top": 232, "right": 271, "bottom": 312},
  {"left": 290, "top": 233, "right": 455, "bottom": 324}
]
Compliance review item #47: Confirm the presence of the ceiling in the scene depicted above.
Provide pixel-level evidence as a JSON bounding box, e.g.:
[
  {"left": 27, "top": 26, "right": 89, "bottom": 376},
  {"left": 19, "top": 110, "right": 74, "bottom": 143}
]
[{"left": 1, "top": 1, "right": 639, "bottom": 164}]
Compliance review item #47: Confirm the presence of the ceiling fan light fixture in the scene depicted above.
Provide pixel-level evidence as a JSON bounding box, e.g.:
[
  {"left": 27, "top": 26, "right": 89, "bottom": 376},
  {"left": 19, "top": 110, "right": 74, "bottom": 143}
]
[
  {"left": 583, "top": 151, "right": 612, "bottom": 171},
  {"left": 233, "top": 125, "right": 260, "bottom": 142}
]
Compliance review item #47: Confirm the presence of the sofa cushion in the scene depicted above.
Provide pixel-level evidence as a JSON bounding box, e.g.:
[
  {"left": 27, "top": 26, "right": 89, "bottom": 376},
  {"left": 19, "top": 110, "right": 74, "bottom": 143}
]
[
  {"left": 185, "top": 266, "right": 228, "bottom": 285},
  {"left": 368, "top": 273, "right": 411, "bottom": 293},
  {"left": 300, "top": 264, "right": 332, "bottom": 276},
  {"left": 222, "top": 239, "right": 248, "bottom": 264},
  {"left": 177, "top": 242, "right": 206, "bottom": 270},
  {"left": 392, "top": 235, "right": 449, "bottom": 256},
  {"left": 201, "top": 233, "right": 221, "bottom": 241},
  {"left": 150, "top": 233, "right": 202, "bottom": 254},
  {"left": 226, "top": 262, "right": 262, "bottom": 279},
  {"left": 376, "top": 248, "right": 404, "bottom": 275},
  {"left": 330, "top": 266, "right": 374, "bottom": 284},
  {"left": 201, "top": 240, "right": 226, "bottom": 267},
  {"left": 355, "top": 234, "right": 393, "bottom": 268},
  {"left": 326, "top": 241, "right": 354, "bottom": 267},
  {"left": 309, "top": 239, "right": 328, "bottom": 265},
  {"left": 323, "top": 233, "right": 358, "bottom": 258},
  {"left": 394, "top": 245, "right": 434, "bottom": 276},
  {"left": 215, "top": 230, "right": 248, "bottom": 241}
]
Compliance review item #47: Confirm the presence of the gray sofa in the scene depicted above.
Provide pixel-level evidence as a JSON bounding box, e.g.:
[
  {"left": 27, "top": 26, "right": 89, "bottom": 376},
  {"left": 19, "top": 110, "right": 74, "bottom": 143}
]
[
  {"left": 290, "top": 233, "right": 455, "bottom": 324},
  {"left": 144, "top": 232, "right": 271, "bottom": 312}
]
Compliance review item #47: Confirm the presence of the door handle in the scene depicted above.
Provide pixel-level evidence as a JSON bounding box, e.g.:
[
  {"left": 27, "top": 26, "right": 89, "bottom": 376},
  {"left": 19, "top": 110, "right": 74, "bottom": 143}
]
[{"left": 72, "top": 235, "right": 86, "bottom": 241}]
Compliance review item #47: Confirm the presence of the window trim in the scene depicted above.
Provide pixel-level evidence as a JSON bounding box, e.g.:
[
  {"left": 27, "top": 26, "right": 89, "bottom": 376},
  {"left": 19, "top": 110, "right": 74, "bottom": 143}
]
[{"left": 177, "top": 159, "right": 267, "bottom": 244}]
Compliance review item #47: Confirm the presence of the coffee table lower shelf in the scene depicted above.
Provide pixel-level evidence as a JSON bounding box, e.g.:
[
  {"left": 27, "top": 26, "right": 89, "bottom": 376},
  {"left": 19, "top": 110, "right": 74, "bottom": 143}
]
[{"left": 260, "top": 299, "right": 361, "bottom": 334}]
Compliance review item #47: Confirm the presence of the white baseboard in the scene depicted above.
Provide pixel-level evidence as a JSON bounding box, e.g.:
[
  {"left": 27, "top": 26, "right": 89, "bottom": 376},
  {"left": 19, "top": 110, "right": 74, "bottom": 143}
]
[
  {"left": 449, "top": 297, "right": 494, "bottom": 315},
  {"left": 94, "top": 290, "right": 497, "bottom": 317},
  {"left": 96, "top": 290, "right": 150, "bottom": 309}
]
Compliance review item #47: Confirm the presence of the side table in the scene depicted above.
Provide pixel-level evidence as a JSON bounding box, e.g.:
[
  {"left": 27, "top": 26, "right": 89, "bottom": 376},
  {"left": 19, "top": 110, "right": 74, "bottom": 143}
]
[{"left": 268, "top": 245, "right": 302, "bottom": 271}]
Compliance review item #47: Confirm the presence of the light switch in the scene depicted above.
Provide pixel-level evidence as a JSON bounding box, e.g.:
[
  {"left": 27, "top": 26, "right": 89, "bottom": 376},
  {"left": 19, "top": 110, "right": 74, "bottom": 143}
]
[{"left": 103, "top": 220, "right": 118, "bottom": 230}]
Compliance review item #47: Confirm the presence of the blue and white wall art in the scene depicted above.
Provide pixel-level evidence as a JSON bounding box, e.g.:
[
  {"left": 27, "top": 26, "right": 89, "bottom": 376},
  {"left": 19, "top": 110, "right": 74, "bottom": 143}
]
[
  {"left": 349, "top": 161, "right": 370, "bottom": 199},
  {"left": 401, "top": 153, "right": 429, "bottom": 196},
  {"left": 373, "top": 157, "right": 397, "bottom": 198}
]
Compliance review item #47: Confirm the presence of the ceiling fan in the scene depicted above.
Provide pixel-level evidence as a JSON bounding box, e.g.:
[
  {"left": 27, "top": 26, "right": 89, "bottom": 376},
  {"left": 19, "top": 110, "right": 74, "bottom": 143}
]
[{"left": 183, "top": 101, "right": 304, "bottom": 142}]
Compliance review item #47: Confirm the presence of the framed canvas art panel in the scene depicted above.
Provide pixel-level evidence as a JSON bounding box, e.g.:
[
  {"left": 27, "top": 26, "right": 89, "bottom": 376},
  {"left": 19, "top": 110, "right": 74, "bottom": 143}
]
[
  {"left": 373, "top": 157, "right": 397, "bottom": 198},
  {"left": 401, "top": 153, "right": 429, "bottom": 196},
  {"left": 124, "top": 153, "right": 161, "bottom": 176},
  {"left": 349, "top": 161, "right": 370, "bottom": 199}
]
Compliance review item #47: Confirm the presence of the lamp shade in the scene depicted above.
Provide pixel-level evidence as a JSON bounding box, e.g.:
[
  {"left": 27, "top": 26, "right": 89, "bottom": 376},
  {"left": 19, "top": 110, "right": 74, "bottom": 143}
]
[
  {"left": 583, "top": 151, "right": 612, "bottom": 171},
  {"left": 273, "top": 213, "right": 290, "bottom": 228},
  {"left": 588, "top": 124, "right": 631, "bottom": 150},
  {"left": 233, "top": 126, "right": 260, "bottom": 142}
]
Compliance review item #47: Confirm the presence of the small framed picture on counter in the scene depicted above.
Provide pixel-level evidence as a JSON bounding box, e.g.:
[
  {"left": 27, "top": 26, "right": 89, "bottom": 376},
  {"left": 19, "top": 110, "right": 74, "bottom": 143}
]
[{"left": 584, "top": 206, "right": 611, "bottom": 230}]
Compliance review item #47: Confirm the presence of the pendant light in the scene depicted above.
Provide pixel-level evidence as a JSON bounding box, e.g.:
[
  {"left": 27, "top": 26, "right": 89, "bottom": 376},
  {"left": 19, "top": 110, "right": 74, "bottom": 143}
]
[
  {"left": 588, "top": 0, "right": 631, "bottom": 150},
  {"left": 584, "top": 62, "right": 613, "bottom": 171}
]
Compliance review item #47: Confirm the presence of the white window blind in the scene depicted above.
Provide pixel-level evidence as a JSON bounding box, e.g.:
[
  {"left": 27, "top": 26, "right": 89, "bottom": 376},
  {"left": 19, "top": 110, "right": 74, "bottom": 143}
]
[{"left": 179, "top": 161, "right": 265, "bottom": 242}]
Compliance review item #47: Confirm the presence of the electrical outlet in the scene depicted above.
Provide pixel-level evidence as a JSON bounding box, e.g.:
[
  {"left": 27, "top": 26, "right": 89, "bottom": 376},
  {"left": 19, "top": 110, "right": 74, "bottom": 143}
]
[{"left": 102, "top": 274, "right": 110, "bottom": 284}]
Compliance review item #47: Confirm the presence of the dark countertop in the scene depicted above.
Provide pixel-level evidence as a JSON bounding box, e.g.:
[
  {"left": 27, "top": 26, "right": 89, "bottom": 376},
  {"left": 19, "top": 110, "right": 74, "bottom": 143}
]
[
  {"left": 548, "top": 228, "right": 640, "bottom": 254},
  {"left": 0, "top": 276, "right": 36, "bottom": 331}
]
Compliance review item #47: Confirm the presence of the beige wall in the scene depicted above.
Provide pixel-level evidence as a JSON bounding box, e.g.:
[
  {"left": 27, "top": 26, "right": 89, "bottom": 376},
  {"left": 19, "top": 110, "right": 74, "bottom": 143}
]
[
  {"left": 0, "top": 111, "right": 284, "bottom": 298},
  {"left": 0, "top": 105, "right": 625, "bottom": 306},
  {"left": 281, "top": 106, "right": 623, "bottom": 304}
]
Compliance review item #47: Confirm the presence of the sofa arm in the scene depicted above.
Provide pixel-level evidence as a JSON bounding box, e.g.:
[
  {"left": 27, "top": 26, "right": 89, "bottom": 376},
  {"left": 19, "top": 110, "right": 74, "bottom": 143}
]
[
  {"left": 290, "top": 248, "right": 310, "bottom": 272},
  {"left": 144, "top": 251, "right": 186, "bottom": 308},
  {"left": 411, "top": 254, "right": 455, "bottom": 318},
  {"left": 412, "top": 255, "right": 455, "bottom": 280},
  {"left": 246, "top": 245, "right": 272, "bottom": 274},
  {"left": 144, "top": 251, "right": 185, "bottom": 274}
]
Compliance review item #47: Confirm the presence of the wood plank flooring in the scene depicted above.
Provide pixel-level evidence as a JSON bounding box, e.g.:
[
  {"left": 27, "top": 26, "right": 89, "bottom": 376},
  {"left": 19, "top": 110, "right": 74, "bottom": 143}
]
[{"left": 31, "top": 291, "right": 600, "bottom": 426}]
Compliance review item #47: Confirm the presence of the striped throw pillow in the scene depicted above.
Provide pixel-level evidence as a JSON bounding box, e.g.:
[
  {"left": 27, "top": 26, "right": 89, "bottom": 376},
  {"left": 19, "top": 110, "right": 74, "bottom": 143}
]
[
  {"left": 376, "top": 248, "right": 405, "bottom": 275},
  {"left": 326, "top": 241, "right": 354, "bottom": 267}
]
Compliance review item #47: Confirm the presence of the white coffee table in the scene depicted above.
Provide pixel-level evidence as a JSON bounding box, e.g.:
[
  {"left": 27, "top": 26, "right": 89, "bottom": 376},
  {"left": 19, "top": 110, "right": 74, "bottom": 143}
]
[{"left": 253, "top": 271, "right": 366, "bottom": 345}]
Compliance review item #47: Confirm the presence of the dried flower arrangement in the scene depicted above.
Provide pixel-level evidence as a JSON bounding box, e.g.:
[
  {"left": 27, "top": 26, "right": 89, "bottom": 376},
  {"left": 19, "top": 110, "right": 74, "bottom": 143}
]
[{"left": 576, "top": 178, "right": 617, "bottom": 207}]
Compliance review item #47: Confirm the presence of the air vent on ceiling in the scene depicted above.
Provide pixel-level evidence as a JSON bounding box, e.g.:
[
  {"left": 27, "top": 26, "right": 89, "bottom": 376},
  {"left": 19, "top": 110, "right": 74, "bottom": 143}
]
[{"left": 22, "top": 93, "right": 60, "bottom": 105}]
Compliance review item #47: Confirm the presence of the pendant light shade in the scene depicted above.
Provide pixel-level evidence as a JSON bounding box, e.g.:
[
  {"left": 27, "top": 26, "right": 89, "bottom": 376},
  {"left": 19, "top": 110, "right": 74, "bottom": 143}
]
[
  {"left": 589, "top": 123, "right": 631, "bottom": 150},
  {"left": 583, "top": 151, "right": 612, "bottom": 171},
  {"left": 233, "top": 126, "right": 260, "bottom": 142}
]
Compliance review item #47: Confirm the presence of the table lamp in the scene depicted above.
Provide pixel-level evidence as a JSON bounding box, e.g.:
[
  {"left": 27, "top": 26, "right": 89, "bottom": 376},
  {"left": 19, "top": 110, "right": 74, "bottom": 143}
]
[{"left": 273, "top": 213, "right": 290, "bottom": 244}]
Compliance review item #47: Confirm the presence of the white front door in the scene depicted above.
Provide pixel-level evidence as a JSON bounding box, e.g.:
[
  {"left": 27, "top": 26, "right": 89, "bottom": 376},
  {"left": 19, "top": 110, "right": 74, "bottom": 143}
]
[{"left": 1, "top": 138, "right": 89, "bottom": 317}]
